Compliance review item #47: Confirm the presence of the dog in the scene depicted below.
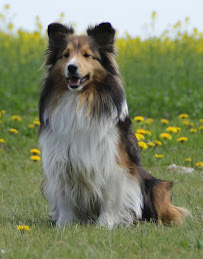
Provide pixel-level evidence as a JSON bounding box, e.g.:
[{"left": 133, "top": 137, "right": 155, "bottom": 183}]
[{"left": 39, "top": 22, "right": 190, "bottom": 228}]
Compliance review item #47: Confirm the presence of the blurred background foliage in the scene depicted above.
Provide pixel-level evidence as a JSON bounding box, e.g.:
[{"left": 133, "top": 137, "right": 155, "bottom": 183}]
[{"left": 0, "top": 5, "right": 203, "bottom": 118}]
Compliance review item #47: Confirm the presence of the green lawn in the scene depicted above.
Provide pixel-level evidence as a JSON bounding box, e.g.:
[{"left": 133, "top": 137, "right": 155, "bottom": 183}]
[{"left": 0, "top": 112, "right": 202, "bottom": 258}]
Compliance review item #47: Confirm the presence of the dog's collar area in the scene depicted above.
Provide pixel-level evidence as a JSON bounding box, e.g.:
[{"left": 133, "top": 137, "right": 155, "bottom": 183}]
[{"left": 66, "top": 74, "right": 90, "bottom": 89}]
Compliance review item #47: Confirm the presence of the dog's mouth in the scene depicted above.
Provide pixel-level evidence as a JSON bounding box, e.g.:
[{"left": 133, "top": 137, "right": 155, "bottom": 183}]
[{"left": 67, "top": 74, "right": 90, "bottom": 89}]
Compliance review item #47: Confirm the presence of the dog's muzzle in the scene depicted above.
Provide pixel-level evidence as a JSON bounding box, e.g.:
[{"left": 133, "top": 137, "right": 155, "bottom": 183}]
[{"left": 66, "top": 65, "right": 89, "bottom": 89}]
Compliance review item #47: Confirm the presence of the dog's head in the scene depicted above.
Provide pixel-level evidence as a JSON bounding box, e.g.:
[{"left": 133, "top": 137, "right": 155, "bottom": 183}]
[{"left": 46, "top": 22, "right": 116, "bottom": 91}]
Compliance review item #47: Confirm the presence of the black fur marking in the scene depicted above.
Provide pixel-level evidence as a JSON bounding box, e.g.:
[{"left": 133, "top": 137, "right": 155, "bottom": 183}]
[
  {"left": 117, "top": 117, "right": 141, "bottom": 166},
  {"left": 46, "top": 23, "right": 74, "bottom": 65},
  {"left": 87, "top": 23, "right": 115, "bottom": 53},
  {"left": 90, "top": 74, "right": 125, "bottom": 120},
  {"left": 100, "top": 52, "right": 118, "bottom": 75},
  {"left": 117, "top": 118, "right": 159, "bottom": 221},
  {"left": 92, "top": 56, "right": 102, "bottom": 64},
  {"left": 138, "top": 167, "right": 159, "bottom": 222},
  {"left": 39, "top": 74, "right": 57, "bottom": 132},
  {"left": 87, "top": 23, "right": 117, "bottom": 74},
  {"left": 48, "top": 23, "right": 74, "bottom": 38}
]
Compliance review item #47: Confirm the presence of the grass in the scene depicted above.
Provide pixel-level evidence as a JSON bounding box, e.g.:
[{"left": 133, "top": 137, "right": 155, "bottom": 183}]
[
  {"left": 0, "top": 6, "right": 203, "bottom": 258},
  {"left": 0, "top": 112, "right": 203, "bottom": 258},
  {"left": 0, "top": 222, "right": 202, "bottom": 258}
]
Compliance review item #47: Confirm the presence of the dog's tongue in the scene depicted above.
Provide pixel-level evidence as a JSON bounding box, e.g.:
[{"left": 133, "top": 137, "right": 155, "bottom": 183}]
[{"left": 70, "top": 77, "right": 80, "bottom": 86}]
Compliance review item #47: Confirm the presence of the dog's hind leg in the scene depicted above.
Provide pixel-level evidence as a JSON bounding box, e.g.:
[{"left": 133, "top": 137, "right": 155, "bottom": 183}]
[{"left": 153, "top": 181, "right": 191, "bottom": 224}]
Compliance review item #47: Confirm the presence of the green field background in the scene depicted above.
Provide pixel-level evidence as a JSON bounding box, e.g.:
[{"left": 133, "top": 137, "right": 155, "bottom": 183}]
[{"left": 0, "top": 10, "right": 203, "bottom": 119}]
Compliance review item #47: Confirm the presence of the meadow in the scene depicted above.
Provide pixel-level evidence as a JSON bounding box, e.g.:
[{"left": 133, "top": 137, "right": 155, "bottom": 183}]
[{"left": 0, "top": 6, "right": 203, "bottom": 259}]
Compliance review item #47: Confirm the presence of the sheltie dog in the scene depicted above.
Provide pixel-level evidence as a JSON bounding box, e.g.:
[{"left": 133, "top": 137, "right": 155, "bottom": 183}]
[{"left": 39, "top": 22, "right": 190, "bottom": 228}]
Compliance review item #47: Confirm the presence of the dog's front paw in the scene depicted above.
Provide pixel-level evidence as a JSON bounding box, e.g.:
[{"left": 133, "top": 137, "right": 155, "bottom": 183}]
[
  {"left": 55, "top": 208, "right": 75, "bottom": 227},
  {"left": 98, "top": 212, "right": 117, "bottom": 229},
  {"left": 48, "top": 208, "right": 59, "bottom": 222},
  {"left": 56, "top": 216, "right": 74, "bottom": 227}
]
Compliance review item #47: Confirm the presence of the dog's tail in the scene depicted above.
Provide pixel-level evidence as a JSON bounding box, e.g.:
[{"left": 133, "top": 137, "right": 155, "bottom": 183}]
[{"left": 153, "top": 180, "right": 191, "bottom": 224}]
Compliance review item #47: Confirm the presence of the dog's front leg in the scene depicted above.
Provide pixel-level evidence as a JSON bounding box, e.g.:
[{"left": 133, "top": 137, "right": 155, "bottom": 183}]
[
  {"left": 98, "top": 202, "right": 119, "bottom": 229},
  {"left": 56, "top": 195, "right": 75, "bottom": 227}
]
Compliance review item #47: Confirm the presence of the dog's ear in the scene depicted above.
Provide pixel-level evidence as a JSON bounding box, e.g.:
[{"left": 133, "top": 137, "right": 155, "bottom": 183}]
[
  {"left": 87, "top": 23, "right": 115, "bottom": 53},
  {"left": 46, "top": 23, "right": 74, "bottom": 65},
  {"left": 48, "top": 23, "right": 74, "bottom": 43}
]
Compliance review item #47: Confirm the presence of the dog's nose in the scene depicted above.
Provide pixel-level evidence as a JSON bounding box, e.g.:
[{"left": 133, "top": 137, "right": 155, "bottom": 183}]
[{"left": 68, "top": 64, "right": 78, "bottom": 75}]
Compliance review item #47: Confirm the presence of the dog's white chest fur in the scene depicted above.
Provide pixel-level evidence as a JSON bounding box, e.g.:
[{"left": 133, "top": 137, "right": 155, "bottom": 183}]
[{"left": 39, "top": 92, "right": 143, "bottom": 227}]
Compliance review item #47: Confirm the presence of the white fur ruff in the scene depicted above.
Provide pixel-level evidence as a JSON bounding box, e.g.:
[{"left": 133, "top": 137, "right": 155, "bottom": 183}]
[{"left": 39, "top": 91, "right": 143, "bottom": 228}]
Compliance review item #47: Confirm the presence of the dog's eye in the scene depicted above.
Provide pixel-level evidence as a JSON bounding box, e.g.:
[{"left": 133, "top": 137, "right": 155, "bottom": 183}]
[
  {"left": 84, "top": 53, "right": 90, "bottom": 58},
  {"left": 64, "top": 52, "right": 69, "bottom": 58}
]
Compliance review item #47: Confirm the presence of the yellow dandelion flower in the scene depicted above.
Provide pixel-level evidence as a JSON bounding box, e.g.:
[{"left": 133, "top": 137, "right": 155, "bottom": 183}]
[
  {"left": 175, "top": 127, "right": 181, "bottom": 132},
  {"left": 17, "top": 225, "right": 31, "bottom": 231},
  {"left": 178, "top": 113, "right": 189, "bottom": 119},
  {"left": 185, "top": 157, "right": 192, "bottom": 162},
  {"left": 133, "top": 116, "right": 145, "bottom": 122},
  {"left": 136, "top": 129, "right": 147, "bottom": 135},
  {"left": 0, "top": 139, "right": 5, "bottom": 144},
  {"left": 30, "top": 155, "right": 41, "bottom": 161},
  {"left": 33, "top": 120, "right": 40, "bottom": 126},
  {"left": 182, "top": 120, "right": 189, "bottom": 125},
  {"left": 195, "top": 162, "right": 203, "bottom": 168},
  {"left": 28, "top": 124, "right": 35, "bottom": 128},
  {"left": 189, "top": 122, "right": 194, "bottom": 127},
  {"left": 155, "top": 140, "right": 163, "bottom": 146},
  {"left": 138, "top": 141, "right": 148, "bottom": 150},
  {"left": 161, "top": 119, "right": 169, "bottom": 124},
  {"left": 145, "top": 118, "right": 154, "bottom": 124},
  {"left": 30, "top": 148, "right": 41, "bottom": 155},
  {"left": 148, "top": 142, "right": 155, "bottom": 147},
  {"left": 1, "top": 110, "right": 6, "bottom": 114},
  {"left": 166, "top": 126, "right": 178, "bottom": 133},
  {"left": 145, "top": 130, "right": 152, "bottom": 136},
  {"left": 199, "top": 126, "right": 203, "bottom": 130},
  {"left": 160, "top": 133, "right": 172, "bottom": 140},
  {"left": 9, "top": 128, "right": 19, "bottom": 134},
  {"left": 199, "top": 119, "right": 203, "bottom": 123},
  {"left": 11, "top": 115, "right": 22, "bottom": 121},
  {"left": 136, "top": 133, "right": 145, "bottom": 141},
  {"left": 177, "top": 137, "right": 188, "bottom": 143},
  {"left": 190, "top": 128, "right": 197, "bottom": 133},
  {"left": 155, "top": 154, "right": 164, "bottom": 159}
]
